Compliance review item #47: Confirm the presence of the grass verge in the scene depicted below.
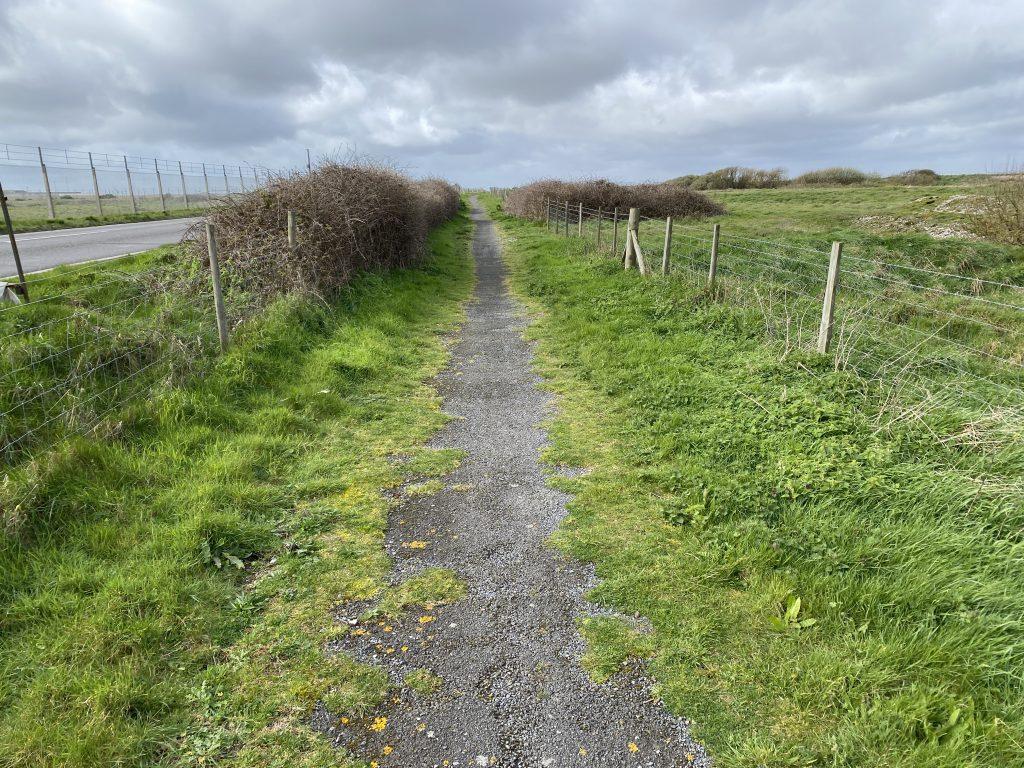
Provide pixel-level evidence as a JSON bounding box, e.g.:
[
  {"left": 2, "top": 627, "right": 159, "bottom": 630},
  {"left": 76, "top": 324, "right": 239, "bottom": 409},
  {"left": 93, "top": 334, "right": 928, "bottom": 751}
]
[
  {"left": 484, "top": 195, "right": 1024, "bottom": 767},
  {"left": 3, "top": 207, "right": 203, "bottom": 234},
  {"left": 0, "top": 210, "right": 474, "bottom": 767}
]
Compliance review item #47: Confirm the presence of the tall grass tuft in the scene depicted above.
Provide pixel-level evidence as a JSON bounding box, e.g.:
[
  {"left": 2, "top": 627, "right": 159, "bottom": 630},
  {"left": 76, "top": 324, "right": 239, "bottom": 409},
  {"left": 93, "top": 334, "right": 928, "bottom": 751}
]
[{"left": 794, "top": 167, "right": 873, "bottom": 185}]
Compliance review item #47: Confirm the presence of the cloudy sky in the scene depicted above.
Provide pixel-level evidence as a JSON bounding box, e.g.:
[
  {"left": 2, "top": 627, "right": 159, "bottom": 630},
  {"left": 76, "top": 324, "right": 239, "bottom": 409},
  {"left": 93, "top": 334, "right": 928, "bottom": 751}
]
[{"left": 2, "top": 0, "right": 1023, "bottom": 186}]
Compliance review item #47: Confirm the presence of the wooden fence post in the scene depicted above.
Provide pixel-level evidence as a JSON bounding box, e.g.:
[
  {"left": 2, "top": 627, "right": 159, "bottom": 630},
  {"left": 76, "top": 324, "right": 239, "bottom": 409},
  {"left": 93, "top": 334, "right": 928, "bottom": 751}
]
[
  {"left": 222, "top": 166, "right": 230, "bottom": 196},
  {"left": 707, "top": 223, "right": 721, "bottom": 289},
  {"left": 816, "top": 241, "right": 843, "bottom": 354},
  {"left": 563, "top": 201, "right": 570, "bottom": 236},
  {"left": 154, "top": 159, "right": 167, "bottom": 212},
  {"left": 179, "top": 161, "right": 190, "bottom": 208},
  {"left": 577, "top": 202, "right": 583, "bottom": 236},
  {"left": 0, "top": 179, "right": 28, "bottom": 300},
  {"left": 662, "top": 216, "right": 673, "bottom": 275},
  {"left": 238, "top": 167, "right": 245, "bottom": 192},
  {"left": 205, "top": 222, "right": 229, "bottom": 353},
  {"left": 123, "top": 155, "right": 138, "bottom": 214},
  {"left": 597, "top": 208, "right": 603, "bottom": 247},
  {"left": 624, "top": 207, "right": 638, "bottom": 270},
  {"left": 88, "top": 152, "right": 103, "bottom": 216},
  {"left": 612, "top": 207, "right": 619, "bottom": 256},
  {"left": 203, "top": 162, "right": 212, "bottom": 201},
  {"left": 544, "top": 198, "right": 550, "bottom": 229},
  {"left": 287, "top": 210, "right": 297, "bottom": 254},
  {"left": 38, "top": 147, "right": 55, "bottom": 219}
]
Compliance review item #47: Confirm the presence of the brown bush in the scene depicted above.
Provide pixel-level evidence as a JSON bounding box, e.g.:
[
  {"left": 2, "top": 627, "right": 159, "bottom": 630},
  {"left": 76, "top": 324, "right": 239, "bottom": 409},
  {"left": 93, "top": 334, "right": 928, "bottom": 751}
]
[
  {"left": 972, "top": 173, "right": 1024, "bottom": 246},
  {"left": 504, "top": 178, "right": 724, "bottom": 221},
  {"left": 184, "top": 162, "right": 460, "bottom": 299}
]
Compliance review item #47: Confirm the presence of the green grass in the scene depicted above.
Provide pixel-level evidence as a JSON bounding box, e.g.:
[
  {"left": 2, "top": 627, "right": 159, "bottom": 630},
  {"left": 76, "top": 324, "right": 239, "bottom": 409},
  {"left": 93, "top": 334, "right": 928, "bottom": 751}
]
[
  {"left": 485, "top": 194, "right": 1024, "bottom": 767},
  {"left": 0, "top": 210, "right": 475, "bottom": 767}
]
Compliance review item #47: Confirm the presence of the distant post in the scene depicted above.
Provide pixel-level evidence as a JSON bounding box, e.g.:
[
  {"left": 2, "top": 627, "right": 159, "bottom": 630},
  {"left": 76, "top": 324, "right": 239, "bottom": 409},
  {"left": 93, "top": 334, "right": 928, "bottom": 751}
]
[
  {"left": 816, "top": 241, "right": 843, "bottom": 355},
  {"left": 238, "top": 166, "right": 245, "bottom": 192},
  {"left": 179, "top": 161, "right": 190, "bottom": 208},
  {"left": 37, "top": 147, "right": 55, "bottom": 219},
  {"left": 661, "top": 216, "right": 673, "bottom": 275},
  {"left": 563, "top": 200, "right": 569, "bottom": 236},
  {"left": 624, "top": 207, "right": 639, "bottom": 270},
  {"left": 707, "top": 223, "right": 721, "bottom": 289},
  {"left": 203, "top": 162, "right": 211, "bottom": 201},
  {"left": 0, "top": 178, "right": 28, "bottom": 300},
  {"left": 88, "top": 152, "right": 103, "bottom": 216},
  {"left": 205, "top": 223, "right": 230, "bottom": 353},
  {"left": 577, "top": 202, "right": 583, "bottom": 236},
  {"left": 123, "top": 155, "right": 138, "bottom": 214},
  {"left": 222, "top": 165, "right": 230, "bottom": 196},
  {"left": 154, "top": 159, "right": 167, "bottom": 212},
  {"left": 287, "top": 210, "right": 297, "bottom": 254},
  {"left": 596, "top": 207, "right": 603, "bottom": 247},
  {"left": 612, "top": 207, "right": 619, "bottom": 256},
  {"left": 544, "top": 198, "right": 550, "bottom": 229}
]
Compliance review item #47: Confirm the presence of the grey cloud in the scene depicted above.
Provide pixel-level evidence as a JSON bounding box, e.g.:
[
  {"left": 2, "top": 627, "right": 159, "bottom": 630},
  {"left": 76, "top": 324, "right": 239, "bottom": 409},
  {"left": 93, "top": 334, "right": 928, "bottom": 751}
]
[{"left": 0, "top": 0, "right": 1022, "bottom": 186}]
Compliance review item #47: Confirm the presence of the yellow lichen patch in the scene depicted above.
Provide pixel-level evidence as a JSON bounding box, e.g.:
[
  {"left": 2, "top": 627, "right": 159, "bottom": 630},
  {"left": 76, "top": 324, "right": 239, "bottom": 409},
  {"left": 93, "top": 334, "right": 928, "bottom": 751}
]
[
  {"left": 401, "top": 540, "right": 429, "bottom": 549},
  {"left": 418, "top": 615, "right": 436, "bottom": 624}
]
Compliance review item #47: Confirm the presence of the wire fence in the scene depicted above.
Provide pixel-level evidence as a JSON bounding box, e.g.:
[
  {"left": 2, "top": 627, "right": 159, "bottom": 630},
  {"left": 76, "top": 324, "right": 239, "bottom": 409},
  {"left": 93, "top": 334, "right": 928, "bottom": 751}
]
[
  {"left": 544, "top": 200, "right": 1024, "bottom": 443},
  {"left": 0, "top": 142, "right": 275, "bottom": 223}
]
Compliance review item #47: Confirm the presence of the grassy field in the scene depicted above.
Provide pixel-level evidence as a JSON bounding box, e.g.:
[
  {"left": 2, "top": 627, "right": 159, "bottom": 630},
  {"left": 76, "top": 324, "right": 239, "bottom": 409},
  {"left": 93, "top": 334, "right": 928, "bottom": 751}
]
[
  {"left": 0, "top": 211, "right": 474, "bottom": 766},
  {"left": 1, "top": 192, "right": 214, "bottom": 233},
  {"left": 485, "top": 192, "right": 1024, "bottom": 766}
]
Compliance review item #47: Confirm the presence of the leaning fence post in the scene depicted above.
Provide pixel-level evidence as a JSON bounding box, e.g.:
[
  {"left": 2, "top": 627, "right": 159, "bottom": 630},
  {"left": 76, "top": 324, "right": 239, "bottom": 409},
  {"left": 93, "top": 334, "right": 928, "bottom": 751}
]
[
  {"left": 577, "top": 202, "right": 583, "bottom": 237},
  {"left": 662, "top": 216, "right": 673, "bottom": 275},
  {"left": 563, "top": 200, "right": 570, "bottom": 236},
  {"left": 597, "top": 207, "right": 603, "bottom": 247},
  {"left": 222, "top": 165, "right": 230, "bottom": 196},
  {"left": 707, "top": 223, "right": 721, "bottom": 289},
  {"left": 203, "top": 162, "right": 212, "bottom": 201},
  {"left": 154, "top": 159, "right": 167, "bottom": 212},
  {"left": 612, "top": 207, "right": 619, "bottom": 256},
  {"left": 238, "top": 167, "right": 245, "bottom": 192},
  {"left": 287, "top": 210, "right": 297, "bottom": 254},
  {"left": 624, "top": 207, "right": 639, "bottom": 270},
  {"left": 38, "top": 147, "right": 55, "bottom": 219},
  {"left": 816, "top": 241, "right": 843, "bottom": 355},
  {"left": 544, "top": 197, "right": 550, "bottom": 229},
  {"left": 205, "top": 222, "right": 229, "bottom": 353},
  {"left": 88, "top": 152, "right": 103, "bottom": 216},
  {"left": 179, "top": 161, "right": 190, "bottom": 208},
  {"left": 0, "top": 179, "right": 28, "bottom": 300},
  {"left": 123, "top": 156, "right": 138, "bottom": 214}
]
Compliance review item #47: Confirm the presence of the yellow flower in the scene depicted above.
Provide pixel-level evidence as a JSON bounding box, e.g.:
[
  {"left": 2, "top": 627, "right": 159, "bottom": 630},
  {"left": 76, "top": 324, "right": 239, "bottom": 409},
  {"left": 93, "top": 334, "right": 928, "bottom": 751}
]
[
  {"left": 370, "top": 716, "right": 387, "bottom": 732},
  {"left": 340, "top": 716, "right": 349, "bottom": 724},
  {"left": 686, "top": 753, "right": 695, "bottom": 763},
  {"left": 419, "top": 615, "right": 436, "bottom": 624},
  {"left": 579, "top": 747, "right": 588, "bottom": 756},
  {"left": 628, "top": 742, "right": 639, "bottom": 753},
  {"left": 382, "top": 746, "right": 393, "bottom": 755}
]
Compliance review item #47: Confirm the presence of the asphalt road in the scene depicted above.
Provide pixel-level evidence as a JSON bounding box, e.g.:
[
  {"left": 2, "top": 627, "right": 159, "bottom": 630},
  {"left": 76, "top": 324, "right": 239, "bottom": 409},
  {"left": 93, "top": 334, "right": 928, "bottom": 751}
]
[{"left": 1, "top": 217, "right": 201, "bottom": 277}]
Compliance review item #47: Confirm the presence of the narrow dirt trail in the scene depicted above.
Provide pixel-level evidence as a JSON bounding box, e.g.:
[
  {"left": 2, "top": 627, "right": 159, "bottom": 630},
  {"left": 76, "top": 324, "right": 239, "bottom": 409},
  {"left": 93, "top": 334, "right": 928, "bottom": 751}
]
[{"left": 326, "top": 199, "right": 707, "bottom": 767}]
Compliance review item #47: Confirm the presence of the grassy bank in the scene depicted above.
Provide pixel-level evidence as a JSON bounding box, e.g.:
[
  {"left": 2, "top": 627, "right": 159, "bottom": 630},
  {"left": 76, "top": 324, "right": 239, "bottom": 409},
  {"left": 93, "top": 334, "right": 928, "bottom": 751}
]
[
  {"left": 0, "top": 211, "right": 474, "bottom": 766},
  {"left": 2, "top": 207, "right": 203, "bottom": 234},
  {"left": 485, "top": 195, "right": 1024, "bottom": 766}
]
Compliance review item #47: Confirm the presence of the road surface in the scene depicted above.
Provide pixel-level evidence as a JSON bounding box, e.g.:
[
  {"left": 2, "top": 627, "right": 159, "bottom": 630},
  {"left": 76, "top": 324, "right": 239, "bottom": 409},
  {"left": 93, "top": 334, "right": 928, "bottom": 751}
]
[{"left": 1, "top": 217, "right": 200, "bottom": 276}]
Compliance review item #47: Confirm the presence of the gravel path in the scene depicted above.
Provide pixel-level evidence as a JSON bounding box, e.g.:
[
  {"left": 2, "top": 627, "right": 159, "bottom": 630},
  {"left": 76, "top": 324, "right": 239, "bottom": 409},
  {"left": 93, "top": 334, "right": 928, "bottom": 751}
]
[{"left": 318, "top": 198, "right": 708, "bottom": 767}]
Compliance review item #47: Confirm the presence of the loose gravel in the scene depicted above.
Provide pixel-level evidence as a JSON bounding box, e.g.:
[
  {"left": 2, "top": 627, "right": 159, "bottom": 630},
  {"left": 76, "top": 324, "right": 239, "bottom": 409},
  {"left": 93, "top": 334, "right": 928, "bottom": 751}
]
[{"left": 315, "top": 198, "right": 709, "bottom": 767}]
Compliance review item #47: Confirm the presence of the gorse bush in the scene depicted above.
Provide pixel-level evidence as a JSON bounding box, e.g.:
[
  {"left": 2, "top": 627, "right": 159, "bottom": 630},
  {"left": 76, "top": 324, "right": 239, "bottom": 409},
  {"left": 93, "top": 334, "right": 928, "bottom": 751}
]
[
  {"left": 186, "top": 162, "right": 460, "bottom": 299},
  {"left": 687, "top": 166, "right": 788, "bottom": 190},
  {"left": 504, "top": 178, "right": 724, "bottom": 221},
  {"left": 890, "top": 168, "right": 941, "bottom": 185},
  {"left": 793, "top": 167, "right": 872, "bottom": 185}
]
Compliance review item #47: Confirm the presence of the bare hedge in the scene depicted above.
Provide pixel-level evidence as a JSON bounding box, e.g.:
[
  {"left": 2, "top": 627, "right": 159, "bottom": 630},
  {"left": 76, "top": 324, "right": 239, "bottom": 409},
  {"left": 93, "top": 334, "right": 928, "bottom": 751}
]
[
  {"left": 504, "top": 178, "right": 725, "bottom": 220},
  {"left": 185, "top": 162, "right": 460, "bottom": 299}
]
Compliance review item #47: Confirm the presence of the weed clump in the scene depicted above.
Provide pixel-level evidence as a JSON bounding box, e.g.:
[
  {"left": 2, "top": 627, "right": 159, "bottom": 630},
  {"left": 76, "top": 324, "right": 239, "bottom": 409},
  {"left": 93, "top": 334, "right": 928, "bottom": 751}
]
[
  {"left": 185, "top": 162, "right": 460, "bottom": 300},
  {"left": 890, "top": 168, "right": 941, "bottom": 185},
  {"left": 504, "top": 178, "right": 724, "bottom": 221},
  {"left": 685, "top": 166, "right": 787, "bottom": 190},
  {"left": 972, "top": 171, "right": 1024, "bottom": 245}
]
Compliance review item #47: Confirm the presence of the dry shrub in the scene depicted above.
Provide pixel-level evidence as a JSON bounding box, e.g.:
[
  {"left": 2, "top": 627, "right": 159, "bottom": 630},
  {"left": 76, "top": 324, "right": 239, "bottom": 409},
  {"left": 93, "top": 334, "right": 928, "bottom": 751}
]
[
  {"left": 890, "top": 169, "right": 940, "bottom": 186},
  {"left": 184, "top": 161, "right": 460, "bottom": 299},
  {"left": 793, "top": 167, "right": 872, "bottom": 186},
  {"left": 689, "top": 166, "right": 787, "bottom": 190},
  {"left": 972, "top": 172, "right": 1024, "bottom": 246},
  {"left": 504, "top": 178, "right": 724, "bottom": 220}
]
